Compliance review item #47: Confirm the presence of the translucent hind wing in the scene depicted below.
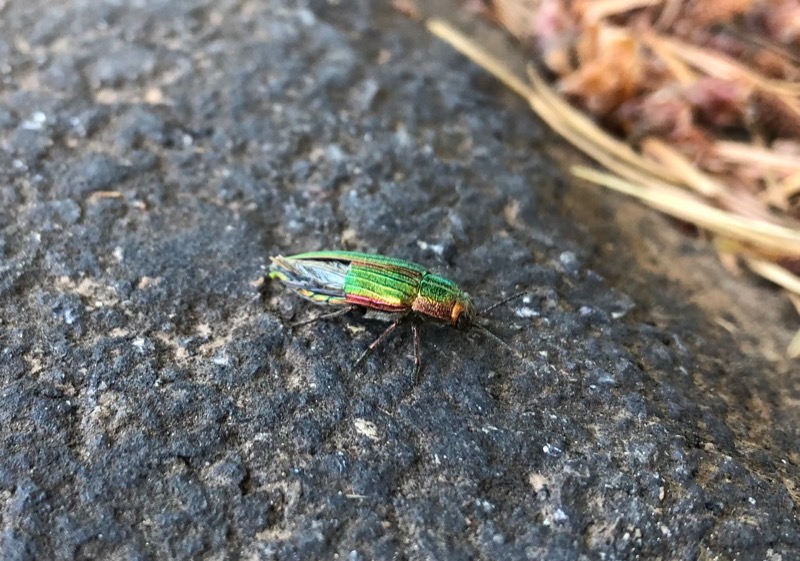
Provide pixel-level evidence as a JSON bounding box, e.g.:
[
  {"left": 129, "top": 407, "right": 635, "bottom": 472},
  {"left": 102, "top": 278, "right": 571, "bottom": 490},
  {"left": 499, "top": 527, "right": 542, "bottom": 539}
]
[{"left": 269, "top": 255, "right": 349, "bottom": 306}]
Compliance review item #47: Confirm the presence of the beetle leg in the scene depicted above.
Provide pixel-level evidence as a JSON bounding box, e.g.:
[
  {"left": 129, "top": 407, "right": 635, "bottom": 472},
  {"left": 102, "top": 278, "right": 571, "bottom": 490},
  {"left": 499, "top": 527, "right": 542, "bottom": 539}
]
[
  {"left": 353, "top": 318, "right": 403, "bottom": 370},
  {"left": 412, "top": 322, "right": 422, "bottom": 382},
  {"left": 290, "top": 305, "right": 358, "bottom": 328}
]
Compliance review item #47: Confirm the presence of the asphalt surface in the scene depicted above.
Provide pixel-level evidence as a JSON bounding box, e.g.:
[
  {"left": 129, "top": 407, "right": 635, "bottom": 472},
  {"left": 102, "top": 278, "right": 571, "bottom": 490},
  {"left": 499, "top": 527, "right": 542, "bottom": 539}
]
[{"left": 0, "top": 1, "right": 798, "bottom": 560}]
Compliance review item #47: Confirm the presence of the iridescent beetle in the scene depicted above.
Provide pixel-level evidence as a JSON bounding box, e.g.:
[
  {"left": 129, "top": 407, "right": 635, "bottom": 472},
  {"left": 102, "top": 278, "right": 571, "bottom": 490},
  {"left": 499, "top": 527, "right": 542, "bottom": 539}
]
[{"left": 269, "top": 251, "right": 524, "bottom": 376}]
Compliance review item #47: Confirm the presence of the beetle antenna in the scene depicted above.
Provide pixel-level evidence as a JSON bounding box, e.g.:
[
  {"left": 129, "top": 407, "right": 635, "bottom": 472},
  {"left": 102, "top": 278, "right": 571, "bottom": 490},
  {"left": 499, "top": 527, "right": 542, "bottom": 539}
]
[
  {"left": 474, "top": 323, "right": 519, "bottom": 357},
  {"left": 479, "top": 291, "right": 528, "bottom": 316},
  {"left": 473, "top": 323, "right": 537, "bottom": 369}
]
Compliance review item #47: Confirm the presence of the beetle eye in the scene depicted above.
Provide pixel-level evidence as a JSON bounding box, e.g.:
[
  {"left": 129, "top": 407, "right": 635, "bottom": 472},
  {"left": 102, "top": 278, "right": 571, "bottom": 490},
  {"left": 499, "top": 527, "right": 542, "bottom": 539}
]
[{"left": 456, "top": 312, "right": 471, "bottom": 331}]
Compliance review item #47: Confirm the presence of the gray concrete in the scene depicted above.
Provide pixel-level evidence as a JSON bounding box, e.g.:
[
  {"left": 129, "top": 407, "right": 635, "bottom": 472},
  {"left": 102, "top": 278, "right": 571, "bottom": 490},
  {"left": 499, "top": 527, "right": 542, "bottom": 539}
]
[{"left": 0, "top": 1, "right": 797, "bottom": 560}]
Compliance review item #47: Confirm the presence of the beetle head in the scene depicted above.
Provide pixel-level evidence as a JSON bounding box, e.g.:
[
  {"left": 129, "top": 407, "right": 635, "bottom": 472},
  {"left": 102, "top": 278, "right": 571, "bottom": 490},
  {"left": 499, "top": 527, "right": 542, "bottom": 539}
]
[{"left": 452, "top": 293, "right": 476, "bottom": 331}]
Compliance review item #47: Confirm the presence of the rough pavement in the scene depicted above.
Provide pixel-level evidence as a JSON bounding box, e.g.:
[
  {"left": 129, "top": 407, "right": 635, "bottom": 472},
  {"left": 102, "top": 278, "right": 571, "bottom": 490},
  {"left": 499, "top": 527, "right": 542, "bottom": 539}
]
[{"left": 0, "top": 1, "right": 798, "bottom": 560}]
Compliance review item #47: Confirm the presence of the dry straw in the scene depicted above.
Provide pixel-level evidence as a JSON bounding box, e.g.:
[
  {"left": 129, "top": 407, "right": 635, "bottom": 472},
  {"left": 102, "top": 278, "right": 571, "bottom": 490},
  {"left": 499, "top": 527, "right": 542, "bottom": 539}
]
[{"left": 426, "top": 4, "right": 800, "bottom": 356}]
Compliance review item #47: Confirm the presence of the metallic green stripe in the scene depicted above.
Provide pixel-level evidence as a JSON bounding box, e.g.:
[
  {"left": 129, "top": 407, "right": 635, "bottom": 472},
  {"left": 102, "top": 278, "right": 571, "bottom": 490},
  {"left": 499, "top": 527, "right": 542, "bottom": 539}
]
[
  {"left": 418, "top": 273, "right": 461, "bottom": 302},
  {"left": 344, "top": 262, "right": 421, "bottom": 307}
]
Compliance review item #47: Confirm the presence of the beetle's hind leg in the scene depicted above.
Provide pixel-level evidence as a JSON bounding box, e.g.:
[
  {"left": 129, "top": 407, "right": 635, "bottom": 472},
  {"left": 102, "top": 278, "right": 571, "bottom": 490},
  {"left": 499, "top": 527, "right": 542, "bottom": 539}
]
[
  {"left": 353, "top": 318, "right": 404, "bottom": 371},
  {"left": 290, "top": 306, "right": 359, "bottom": 328},
  {"left": 353, "top": 316, "right": 424, "bottom": 381},
  {"left": 411, "top": 321, "right": 422, "bottom": 382}
]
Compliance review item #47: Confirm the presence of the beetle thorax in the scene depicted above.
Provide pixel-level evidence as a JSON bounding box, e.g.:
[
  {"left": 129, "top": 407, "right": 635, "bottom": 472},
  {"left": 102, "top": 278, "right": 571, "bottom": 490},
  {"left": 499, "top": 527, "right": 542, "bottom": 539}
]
[{"left": 412, "top": 273, "right": 474, "bottom": 328}]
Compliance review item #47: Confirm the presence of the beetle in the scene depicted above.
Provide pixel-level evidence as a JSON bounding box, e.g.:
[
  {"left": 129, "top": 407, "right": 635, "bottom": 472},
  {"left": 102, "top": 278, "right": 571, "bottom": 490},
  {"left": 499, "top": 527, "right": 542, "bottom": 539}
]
[{"left": 269, "top": 250, "right": 524, "bottom": 376}]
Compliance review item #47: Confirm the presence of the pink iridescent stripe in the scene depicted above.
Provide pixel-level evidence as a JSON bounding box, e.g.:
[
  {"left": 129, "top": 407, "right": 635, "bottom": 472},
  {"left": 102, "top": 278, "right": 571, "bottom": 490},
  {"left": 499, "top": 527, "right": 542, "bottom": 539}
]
[{"left": 346, "top": 293, "right": 408, "bottom": 313}]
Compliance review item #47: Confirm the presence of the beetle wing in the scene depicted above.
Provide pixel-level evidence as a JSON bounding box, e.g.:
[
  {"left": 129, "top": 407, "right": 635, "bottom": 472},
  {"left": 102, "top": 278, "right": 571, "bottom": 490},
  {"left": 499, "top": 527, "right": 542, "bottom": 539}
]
[
  {"left": 268, "top": 255, "right": 348, "bottom": 306},
  {"left": 344, "top": 258, "right": 424, "bottom": 313}
]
